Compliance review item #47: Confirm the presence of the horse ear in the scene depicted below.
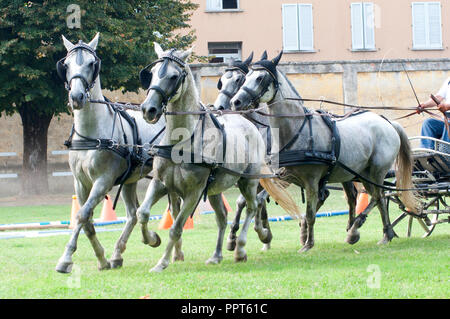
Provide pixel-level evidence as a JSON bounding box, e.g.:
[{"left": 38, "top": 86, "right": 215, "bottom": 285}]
[
  {"left": 180, "top": 45, "right": 195, "bottom": 61},
  {"left": 244, "top": 52, "right": 254, "bottom": 66},
  {"left": 140, "top": 69, "right": 153, "bottom": 90},
  {"left": 272, "top": 51, "right": 283, "bottom": 65},
  {"left": 153, "top": 42, "right": 164, "bottom": 58},
  {"left": 260, "top": 50, "right": 268, "bottom": 60},
  {"left": 88, "top": 32, "right": 100, "bottom": 50},
  {"left": 56, "top": 59, "right": 67, "bottom": 82},
  {"left": 62, "top": 34, "right": 75, "bottom": 51}
]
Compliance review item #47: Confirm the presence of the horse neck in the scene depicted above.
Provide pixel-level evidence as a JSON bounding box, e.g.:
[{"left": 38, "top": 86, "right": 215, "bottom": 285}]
[
  {"left": 267, "top": 71, "right": 307, "bottom": 151},
  {"left": 73, "top": 76, "right": 113, "bottom": 139},
  {"left": 164, "top": 69, "right": 202, "bottom": 144}
]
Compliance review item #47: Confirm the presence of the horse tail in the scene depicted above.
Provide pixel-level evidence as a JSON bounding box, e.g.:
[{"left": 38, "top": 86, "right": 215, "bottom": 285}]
[
  {"left": 259, "top": 165, "right": 301, "bottom": 218},
  {"left": 391, "top": 121, "right": 421, "bottom": 214}
]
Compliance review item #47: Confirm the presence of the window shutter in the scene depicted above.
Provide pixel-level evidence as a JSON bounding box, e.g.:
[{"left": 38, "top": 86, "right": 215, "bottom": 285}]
[
  {"left": 351, "top": 3, "right": 364, "bottom": 50},
  {"left": 428, "top": 2, "right": 442, "bottom": 47},
  {"left": 412, "top": 2, "right": 427, "bottom": 48},
  {"left": 363, "top": 2, "right": 375, "bottom": 49},
  {"left": 298, "top": 4, "right": 314, "bottom": 50},
  {"left": 282, "top": 4, "right": 299, "bottom": 51},
  {"left": 207, "top": 0, "right": 222, "bottom": 11}
]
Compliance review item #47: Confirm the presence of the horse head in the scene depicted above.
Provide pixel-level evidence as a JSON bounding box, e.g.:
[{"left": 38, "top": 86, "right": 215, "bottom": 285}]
[
  {"left": 140, "top": 42, "right": 193, "bottom": 124},
  {"left": 57, "top": 33, "right": 101, "bottom": 110},
  {"left": 213, "top": 52, "right": 253, "bottom": 110},
  {"left": 231, "top": 51, "right": 283, "bottom": 110}
]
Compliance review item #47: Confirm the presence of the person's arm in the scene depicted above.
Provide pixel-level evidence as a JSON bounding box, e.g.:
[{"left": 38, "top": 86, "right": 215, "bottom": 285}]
[
  {"left": 419, "top": 95, "right": 444, "bottom": 109},
  {"left": 437, "top": 102, "right": 450, "bottom": 113}
]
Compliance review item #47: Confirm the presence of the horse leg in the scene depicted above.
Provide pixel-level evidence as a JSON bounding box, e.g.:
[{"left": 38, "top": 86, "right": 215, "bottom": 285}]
[
  {"left": 55, "top": 180, "right": 89, "bottom": 273},
  {"left": 170, "top": 195, "right": 184, "bottom": 262},
  {"left": 110, "top": 183, "right": 138, "bottom": 268},
  {"left": 56, "top": 179, "right": 112, "bottom": 272},
  {"left": 205, "top": 193, "right": 228, "bottom": 265},
  {"left": 298, "top": 184, "right": 320, "bottom": 253},
  {"left": 256, "top": 189, "right": 272, "bottom": 251},
  {"left": 150, "top": 190, "right": 204, "bottom": 273},
  {"left": 346, "top": 196, "right": 377, "bottom": 245},
  {"left": 375, "top": 191, "right": 397, "bottom": 245},
  {"left": 234, "top": 178, "right": 259, "bottom": 262},
  {"left": 343, "top": 181, "right": 358, "bottom": 232},
  {"left": 226, "top": 194, "right": 246, "bottom": 251},
  {"left": 136, "top": 178, "right": 166, "bottom": 247}
]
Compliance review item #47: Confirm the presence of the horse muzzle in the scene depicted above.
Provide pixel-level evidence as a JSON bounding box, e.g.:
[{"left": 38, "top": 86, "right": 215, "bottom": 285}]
[
  {"left": 69, "top": 91, "right": 88, "bottom": 110},
  {"left": 141, "top": 102, "right": 162, "bottom": 124}
]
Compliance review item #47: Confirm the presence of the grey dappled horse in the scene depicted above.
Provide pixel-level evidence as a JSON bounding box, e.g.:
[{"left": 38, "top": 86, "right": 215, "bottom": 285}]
[
  {"left": 139, "top": 43, "right": 298, "bottom": 272},
  {"left": 231, "top": 52, "right": 419, "bottom": 252},
  {"left": 213, "top": 51, "right": 274, "bottom": 252},
  {"left": 55, "top": 34, "right": 164, "bottom": 273}
]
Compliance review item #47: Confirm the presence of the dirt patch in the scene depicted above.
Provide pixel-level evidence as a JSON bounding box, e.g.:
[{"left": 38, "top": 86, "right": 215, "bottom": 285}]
[{"left": 0, "top": 193, "right": 73, "bottom": 207}]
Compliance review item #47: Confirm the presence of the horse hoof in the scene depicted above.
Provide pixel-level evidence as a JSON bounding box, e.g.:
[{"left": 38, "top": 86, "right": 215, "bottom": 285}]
[
  {"left": 150, "top": 263, "right": 167, "bottom": 273},
  {"left": 173, "top": 252, "right": 184, "bottom": 262},
  {"left": 205, "top": 256, "right": 222, "bottom": 265},
  {"left": 346, "top": 232, "right": 360, "bottom": 245},
  {"left": 226, "top": 240, "right": 236, "bottom": 251},
  {"left": 259, "top": 230, "right": 273, "bottom": 244},
  {"left": 55, "top": 261, "right": 73, "bottom": 274},
  {"left": 377, "top": 237, "right": 391, "bottom": 245},
  {"left": 298, "top": 245, "right": 313, "bottom": 253},
  {"left": 98, "top": 261, "right": 111, "bottom": 271},
  {"left": 234, "top": 254, "right": 247, "bottom": 263},
  {"left": 110, "top": 259, "right": 123, "bottom": 269},
  {"left": 261, "top": 243, "right": 270, "bottom": 251},
  {"left": 149, "top": 232, "right": 161, "bottom": 248}
]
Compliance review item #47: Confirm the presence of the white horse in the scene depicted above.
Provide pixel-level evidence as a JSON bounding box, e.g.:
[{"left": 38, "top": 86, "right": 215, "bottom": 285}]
[
  {"left": 231, "top": 52, "right": 420, "bottom": 251},
  {"left": 139, "top": 43, "right": 299, "bottom": 272},
  {"left": 55, "top": 33, "right": 164, "bottom": 273}
]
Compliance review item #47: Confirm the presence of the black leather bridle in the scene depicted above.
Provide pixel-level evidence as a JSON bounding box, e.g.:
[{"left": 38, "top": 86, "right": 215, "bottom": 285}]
[
  {"left": 56, "top": 41, "right": 101, "bottom": 92},
  {"left": 241, "top": 64, "right": 280, "bottom": 106},
  {"left": 217, "top": 67, "right": 247, "bottom": 100},
  {"left": 139, "top": 49, "right": 187, "bottom": 107}
]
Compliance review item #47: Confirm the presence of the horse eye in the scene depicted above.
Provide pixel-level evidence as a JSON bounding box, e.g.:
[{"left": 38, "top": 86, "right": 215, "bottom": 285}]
[
  {"left": 256, "top": 76, "right": 263, "bottom": 82},
  {"left": 170, "top": 75, "right": 178, "bottom": 80},
  {"left": 235, "top": 77, "right": 242, "bottom": 83}
]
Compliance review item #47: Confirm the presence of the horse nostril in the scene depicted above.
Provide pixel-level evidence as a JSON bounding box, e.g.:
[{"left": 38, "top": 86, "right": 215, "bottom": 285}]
[
  {"left": 148, "top": 107, "right": 157, "bottom": 116},
  {"left": 233, "top": 99, "right": 241, "bottom": 107},
  {"left": 71, "top": 92, "right": 85, "bottom": 103}
]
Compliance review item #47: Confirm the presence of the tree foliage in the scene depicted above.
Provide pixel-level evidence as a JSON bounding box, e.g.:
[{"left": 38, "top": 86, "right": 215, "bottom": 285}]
[{"left": 0, "top": 0, "right": 198, "bottom": 118}]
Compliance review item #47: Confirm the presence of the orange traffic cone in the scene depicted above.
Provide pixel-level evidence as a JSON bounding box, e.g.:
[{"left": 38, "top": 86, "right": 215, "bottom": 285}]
[
  {"left": 221, "top": 194, "right": 232, "bottom": 213},
  {"left": 158, "top": 204, "right": 194, "bottom": 230},
  {"left": 158, "top": 204, "right": 173, "bottom": 230},
  {"left": 355, "top": 191, "right": 369, "bottom": 215},
  {"left": 69, "top": 195, "right": 80, "bottom": 229},
  {"left": 99, "top": 195, "right": 117, "bottom": 222}
]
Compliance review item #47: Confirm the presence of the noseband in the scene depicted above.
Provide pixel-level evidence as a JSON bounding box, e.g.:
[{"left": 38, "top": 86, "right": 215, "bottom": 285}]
[
  {"left": 241, "top": 65, "right": 279, "bottom": 106},
  {"left": 139, "top": 50, "right": 187, "bottom": 106},
  {"left": 56, "top": 41, "right": 101, "bottom": 92}
]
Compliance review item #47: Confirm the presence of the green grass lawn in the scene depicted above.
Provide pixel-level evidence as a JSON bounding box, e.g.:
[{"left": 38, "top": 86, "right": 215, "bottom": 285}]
[{"left": 0, "top": 187, "right": 448, "bottom": 299}]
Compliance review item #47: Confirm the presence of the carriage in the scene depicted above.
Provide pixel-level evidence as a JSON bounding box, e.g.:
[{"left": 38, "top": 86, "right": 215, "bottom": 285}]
[{"left": 386, "top": 137, "right": 449, "bottom": 238}]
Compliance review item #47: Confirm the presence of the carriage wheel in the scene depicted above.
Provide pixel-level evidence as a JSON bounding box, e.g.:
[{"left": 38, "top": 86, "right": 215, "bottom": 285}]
[{"left": 388, "top": 195, "right": 440, "bottom": 238}]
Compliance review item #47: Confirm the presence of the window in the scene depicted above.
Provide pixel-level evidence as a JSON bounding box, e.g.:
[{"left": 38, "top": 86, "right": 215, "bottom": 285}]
[
  {"left": 206, "top": 0, "right": 239, "bottom": 11},
  {"left": 282, "top": 4, "right": 314, "bottom": 51},
  {"left": 412, "top": 2, "right": 442, "bottom": 50},
  {"left": 208, "top": 42, "right": 242, "bottom": 63},
  {"left": 351, "top": 2, "right": 375, "bottom": 51}
]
